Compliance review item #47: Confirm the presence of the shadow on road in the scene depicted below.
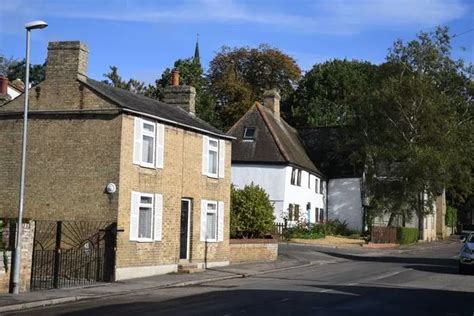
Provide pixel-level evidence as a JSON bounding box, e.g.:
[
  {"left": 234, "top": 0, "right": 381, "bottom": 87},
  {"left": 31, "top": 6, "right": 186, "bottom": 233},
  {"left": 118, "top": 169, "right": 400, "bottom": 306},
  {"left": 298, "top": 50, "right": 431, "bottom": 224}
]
[
  {"left": 318, "top": 251, "right": 460, "bottom": 275},
  {"left": 48, "top": 285, "right": 474, "bottom": 316}
]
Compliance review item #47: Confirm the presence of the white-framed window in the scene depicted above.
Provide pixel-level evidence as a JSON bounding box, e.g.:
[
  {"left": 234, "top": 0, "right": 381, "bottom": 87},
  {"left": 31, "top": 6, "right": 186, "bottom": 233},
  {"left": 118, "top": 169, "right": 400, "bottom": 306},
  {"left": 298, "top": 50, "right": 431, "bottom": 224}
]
[
  {"left": 288, "top": 204, "right": 300, "bottom": 221},
  {"left": 315, "top": 178, "right": 320, "bottom": 194},
  {"left": 308, "top": 173, "right": 311, "bottom": 189},
  {"left": 202, "top": 136, "right": 225, "bottom": 178},
  {"left": 133, "top": 117, "right": 165, "bottom": 169},
  {"left": 297, "top": 170, "right": 302, "bottom": 186},
  {"left": 130, "top": 191, "right": 163, "bottom": 242},
  {"left": 200, "top": 200, "right": 224, "bottom": 242},
  {"left": 320, "top": 180, "right": 324, "bottom": 195}
]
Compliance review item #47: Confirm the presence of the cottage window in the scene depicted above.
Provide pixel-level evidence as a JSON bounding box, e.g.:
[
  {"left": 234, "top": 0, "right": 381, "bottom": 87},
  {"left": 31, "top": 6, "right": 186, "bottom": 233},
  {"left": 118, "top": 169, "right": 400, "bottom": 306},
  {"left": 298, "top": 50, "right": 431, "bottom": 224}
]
[
  {"left": 201, "top": 200, "right": 224, "bottom": 242},
  {"left": 202, "top": 136, "right": 225, "bottom": 178},
  {"left": 315, "top": 178, "right": 320, "bottom": 193},
  {"left": 320, "top": 180, "right": 324, "bottom": 195},
  {"left": 297, "top": 170, "right": 302, "bottom": 186},
  {"left": 291, "top": 168, "right": 297, "bottom": 185},
  {"left": 130, "top": 192, "right": 163, "bottom": 242},
  {"left": 308, "top": 174, "right": 311, "bottom": 189},
  {"left": 243, "top": 127, "right": 256, "bottom": 140},
  {"left": 133, "top": 118, "right": 165, "bottom": 169},
  {"left": 288, "top": 204, "right": 300, "bottom": 221}
]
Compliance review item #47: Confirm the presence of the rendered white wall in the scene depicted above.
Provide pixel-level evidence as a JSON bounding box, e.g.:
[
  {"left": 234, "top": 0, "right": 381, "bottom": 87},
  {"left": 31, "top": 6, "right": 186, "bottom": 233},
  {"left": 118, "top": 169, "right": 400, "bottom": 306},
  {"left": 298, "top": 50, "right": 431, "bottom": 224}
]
[
  {"left": 231, "top": 164, "right": 325, "bottom": 224},
  {"left": 232, "top": 164, "right": 287, "bottom": 222},
  {"left": 283, "top": 167, "right": 325, "bottom": 225},
  {"left": 7, "top": 86, "right": 20, "bottom": 100},
  {"left": 328, "top": 178, "right": 363, "bottom": 232}
]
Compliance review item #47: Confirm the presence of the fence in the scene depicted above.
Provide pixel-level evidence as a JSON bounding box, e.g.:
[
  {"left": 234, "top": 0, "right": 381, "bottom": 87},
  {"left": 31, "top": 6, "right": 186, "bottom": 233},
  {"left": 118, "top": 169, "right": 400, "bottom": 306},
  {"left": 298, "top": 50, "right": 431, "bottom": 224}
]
[
  {"left": 371, "top": 226, "right": 397, "bottom": 244},
  {"left": 273, "top": 221, "right": 288, "bottom": 241}
]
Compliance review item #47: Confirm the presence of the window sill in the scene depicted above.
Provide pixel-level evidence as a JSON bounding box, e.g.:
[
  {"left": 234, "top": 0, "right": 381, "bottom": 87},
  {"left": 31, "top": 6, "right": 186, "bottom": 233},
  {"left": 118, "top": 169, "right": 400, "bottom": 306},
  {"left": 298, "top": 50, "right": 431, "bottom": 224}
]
[
  {"left": 205, "top": 173, "right": 219, "bottom": 179},
  {"left": 135, "top": 238, "right": 155, "bottom": 243},
  {"left": 204, "top": 239, "right": 219, "bottom": 243}
]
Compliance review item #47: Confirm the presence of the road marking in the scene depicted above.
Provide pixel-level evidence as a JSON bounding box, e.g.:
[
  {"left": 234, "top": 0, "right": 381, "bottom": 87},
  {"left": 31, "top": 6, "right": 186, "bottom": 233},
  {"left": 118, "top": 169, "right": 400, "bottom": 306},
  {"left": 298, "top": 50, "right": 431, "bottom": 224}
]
[{"left": 371, "top": 269, "right": 409, "bottom": 281}]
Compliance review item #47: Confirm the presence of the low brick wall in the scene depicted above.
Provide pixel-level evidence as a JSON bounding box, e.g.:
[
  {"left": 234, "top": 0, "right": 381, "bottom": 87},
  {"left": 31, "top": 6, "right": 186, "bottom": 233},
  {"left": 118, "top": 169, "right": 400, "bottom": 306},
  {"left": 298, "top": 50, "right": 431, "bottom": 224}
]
[
  {"left": 0, "top": 221, "right": 35, "bottom": 293},
  {"left": 229, "top": 239, "right": 278, "bottom": 264}
]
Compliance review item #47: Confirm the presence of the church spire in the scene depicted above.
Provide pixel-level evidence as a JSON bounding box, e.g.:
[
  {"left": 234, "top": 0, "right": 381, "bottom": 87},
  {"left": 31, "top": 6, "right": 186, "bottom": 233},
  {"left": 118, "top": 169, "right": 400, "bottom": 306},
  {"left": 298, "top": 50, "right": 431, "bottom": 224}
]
[{"left": 193, "top": 33, "right": 200, "bottom": 64}]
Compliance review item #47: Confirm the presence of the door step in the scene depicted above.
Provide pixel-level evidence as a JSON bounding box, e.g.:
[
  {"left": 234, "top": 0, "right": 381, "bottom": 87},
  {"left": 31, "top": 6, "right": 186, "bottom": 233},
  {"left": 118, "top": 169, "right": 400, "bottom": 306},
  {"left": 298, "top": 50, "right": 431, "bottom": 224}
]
[{"left": 178, "top": 263, "right": 204, "bottom": 274}]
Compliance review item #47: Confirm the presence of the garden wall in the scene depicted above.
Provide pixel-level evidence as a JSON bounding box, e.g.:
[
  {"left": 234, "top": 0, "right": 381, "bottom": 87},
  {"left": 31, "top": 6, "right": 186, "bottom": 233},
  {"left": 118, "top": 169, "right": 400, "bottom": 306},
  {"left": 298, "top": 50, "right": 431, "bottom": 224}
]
[
  {"left": 0, "top": 221, "right": 35, "bottom": 293},
  {"left": 229, "top": 239, "right": 278, "bottom": 264}
]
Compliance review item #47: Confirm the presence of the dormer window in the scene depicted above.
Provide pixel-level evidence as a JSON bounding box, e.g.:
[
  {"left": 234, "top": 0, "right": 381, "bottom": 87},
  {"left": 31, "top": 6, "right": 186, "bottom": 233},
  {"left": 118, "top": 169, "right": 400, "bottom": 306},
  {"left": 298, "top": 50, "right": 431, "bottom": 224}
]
[{"left": 243, "top": 127, "right": 256, "bottom": 140}]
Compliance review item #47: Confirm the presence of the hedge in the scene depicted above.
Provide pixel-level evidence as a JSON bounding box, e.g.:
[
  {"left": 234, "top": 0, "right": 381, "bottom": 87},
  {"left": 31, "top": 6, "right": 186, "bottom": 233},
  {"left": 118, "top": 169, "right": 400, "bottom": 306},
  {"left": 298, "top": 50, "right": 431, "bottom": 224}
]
[{"left": 397, "top": 227, "right": 419, "bottom": 244}]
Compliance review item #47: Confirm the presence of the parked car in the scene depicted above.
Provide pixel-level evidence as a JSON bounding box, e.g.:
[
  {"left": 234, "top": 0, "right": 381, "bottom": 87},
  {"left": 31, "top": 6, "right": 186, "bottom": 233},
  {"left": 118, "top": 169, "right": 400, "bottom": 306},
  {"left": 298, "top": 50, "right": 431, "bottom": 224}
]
[
  {"left": 459, "top": 233, "right": 474, "bottom": 274},
  {"left": 460, "top": 224, "right": 474, "bottom": 238}
]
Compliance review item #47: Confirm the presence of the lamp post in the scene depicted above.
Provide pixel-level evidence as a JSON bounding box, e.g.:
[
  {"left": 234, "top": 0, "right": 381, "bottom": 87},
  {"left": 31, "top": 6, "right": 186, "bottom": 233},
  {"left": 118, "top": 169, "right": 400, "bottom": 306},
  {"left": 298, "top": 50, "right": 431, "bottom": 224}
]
[{"left": 12, "top": 20, "right": 48, "bottom": 295}]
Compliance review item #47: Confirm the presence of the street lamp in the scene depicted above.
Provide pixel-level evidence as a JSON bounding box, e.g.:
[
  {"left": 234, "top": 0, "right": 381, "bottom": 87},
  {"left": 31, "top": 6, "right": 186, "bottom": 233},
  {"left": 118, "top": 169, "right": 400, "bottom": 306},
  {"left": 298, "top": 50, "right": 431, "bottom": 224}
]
[{"left": 12, "top": 20, "right": 48, "bottom": 295}]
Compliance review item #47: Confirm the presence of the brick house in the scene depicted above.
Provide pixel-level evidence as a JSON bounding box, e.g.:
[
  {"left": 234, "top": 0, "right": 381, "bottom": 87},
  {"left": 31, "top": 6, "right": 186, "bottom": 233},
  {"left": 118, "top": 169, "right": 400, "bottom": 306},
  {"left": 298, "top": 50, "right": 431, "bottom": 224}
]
[{"left": 0, "top": 41, "right": 233, "bottom": 280}]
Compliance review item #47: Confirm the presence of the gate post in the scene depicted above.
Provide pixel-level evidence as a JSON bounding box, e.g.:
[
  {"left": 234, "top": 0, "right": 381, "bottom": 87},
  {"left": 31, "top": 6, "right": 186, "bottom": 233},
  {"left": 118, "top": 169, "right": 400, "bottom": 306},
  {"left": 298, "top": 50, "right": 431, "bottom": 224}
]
[{"left": 53, "top": 221, "right": 62, "bottom": 289}]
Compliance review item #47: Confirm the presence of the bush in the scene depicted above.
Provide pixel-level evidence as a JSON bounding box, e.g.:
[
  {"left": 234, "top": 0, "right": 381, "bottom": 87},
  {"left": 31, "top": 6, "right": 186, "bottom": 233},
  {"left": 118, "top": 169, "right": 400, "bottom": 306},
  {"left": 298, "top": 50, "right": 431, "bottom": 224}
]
[
  {"left": 284, "top": 219, "right": 357, "bottom": 240},
  {"left": 230, "top": 183, "right": 275, "bottom": 239},
  {"left": 397, "top": 227, "right": 419, "bottom": 244}
]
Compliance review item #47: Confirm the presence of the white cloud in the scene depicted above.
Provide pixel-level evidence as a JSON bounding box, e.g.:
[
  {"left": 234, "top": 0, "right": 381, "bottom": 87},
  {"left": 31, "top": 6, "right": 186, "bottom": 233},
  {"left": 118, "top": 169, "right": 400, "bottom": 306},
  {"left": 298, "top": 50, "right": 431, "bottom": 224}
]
[{"left": 0, "top": 0, "right": 469, "bottom": 35}]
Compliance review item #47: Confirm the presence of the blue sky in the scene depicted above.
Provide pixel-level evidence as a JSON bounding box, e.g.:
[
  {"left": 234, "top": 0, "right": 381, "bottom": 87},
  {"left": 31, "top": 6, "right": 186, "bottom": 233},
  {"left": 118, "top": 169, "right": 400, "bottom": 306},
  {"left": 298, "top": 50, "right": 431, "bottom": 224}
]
[{"left": 0, "top": 0, "right": 472, "bottom": 84}]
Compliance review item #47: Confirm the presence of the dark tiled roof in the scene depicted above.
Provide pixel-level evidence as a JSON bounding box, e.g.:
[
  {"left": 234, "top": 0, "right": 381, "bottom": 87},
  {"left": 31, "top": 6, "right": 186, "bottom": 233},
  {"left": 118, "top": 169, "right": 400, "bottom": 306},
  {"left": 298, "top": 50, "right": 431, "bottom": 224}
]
[
  {"left": 81, "top": 78, "right": 231, "bottom": 139},
  {"left": 298, "top": 127, "right": 363, "bottom": 178},
  {"left": 229, "top": 103, "right": 323, "bottom": 176}
]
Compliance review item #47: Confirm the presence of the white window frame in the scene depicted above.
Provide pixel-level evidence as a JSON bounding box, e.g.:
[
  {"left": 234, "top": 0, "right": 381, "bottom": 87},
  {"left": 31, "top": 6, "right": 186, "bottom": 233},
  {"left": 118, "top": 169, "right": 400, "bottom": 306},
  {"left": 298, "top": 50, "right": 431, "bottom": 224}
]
[
  {"left": 202, "top": 136, "right": 225, "bottom": 179},
  {"left": 291, "top": 168, "right": 297, "bottom": 185},
  {"left": 137, "top": 193, "right": 154, "bottom": 242},
  {"left": 200, "top": 199, "right": 224, "bottom": 243},
  {"left": 141, "top": 122, "right": 156, "bottom": 169},
  {"left": 133, "top": 117, "right": 164, "bottom": 169},
  {"left": 315, "top": 178, "right": 320, "bottom": 194},
  {"left": 130, "top": 191, "right": 163, "bottom": 243},
  {"left": 205, "top": 201, "right": 218, "bottom": 242}
]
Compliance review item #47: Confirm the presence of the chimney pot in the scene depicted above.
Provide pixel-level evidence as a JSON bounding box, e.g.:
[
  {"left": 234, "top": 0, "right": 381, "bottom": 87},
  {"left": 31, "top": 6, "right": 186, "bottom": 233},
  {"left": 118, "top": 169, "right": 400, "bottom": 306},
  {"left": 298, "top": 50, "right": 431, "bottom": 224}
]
[
  {"left": 171, "top": 69, "right": 180, "bottom": 86},
  {"left": 0, "top": 77, "right": 8, "bottom": 96},
  {"left": 263, "top": 89, "right": 281, "bottom": 119}
]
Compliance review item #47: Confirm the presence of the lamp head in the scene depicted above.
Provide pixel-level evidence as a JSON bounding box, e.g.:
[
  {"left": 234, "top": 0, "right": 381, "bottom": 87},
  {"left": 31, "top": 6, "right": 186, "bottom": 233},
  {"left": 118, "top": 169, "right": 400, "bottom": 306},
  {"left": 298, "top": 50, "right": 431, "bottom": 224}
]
[{"left": 25, "top": 20, "right": 48, "bottom": 30}]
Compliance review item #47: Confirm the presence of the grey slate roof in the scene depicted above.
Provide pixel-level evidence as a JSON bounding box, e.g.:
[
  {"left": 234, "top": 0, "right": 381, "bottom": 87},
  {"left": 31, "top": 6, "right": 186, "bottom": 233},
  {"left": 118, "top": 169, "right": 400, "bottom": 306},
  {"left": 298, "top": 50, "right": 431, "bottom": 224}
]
[
  {"left": 80, "top": 77, "right": 232, "bottom": 139},
  {"left": 229, "top": 103, "right": 323, "bottom": 176}
]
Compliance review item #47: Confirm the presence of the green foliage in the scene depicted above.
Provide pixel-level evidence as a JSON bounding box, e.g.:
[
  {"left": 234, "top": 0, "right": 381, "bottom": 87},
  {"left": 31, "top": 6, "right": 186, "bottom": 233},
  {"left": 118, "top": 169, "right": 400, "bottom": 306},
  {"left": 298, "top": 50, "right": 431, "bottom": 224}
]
[
  {"left": 397, "top": 227, "right": 419, "bottom": 244},
  {"left": 445, "top": 206, "right": 458, "bottom": 229},
  {"left": 6, "top": 58, "right": 45, "bottom": 86},
  {"left": 285, "top": 220, "right": 355, "bottom": 240},
  {"left": 230, "top": 183, "right": 275, "bottom": 239},
  {"left": 285, "top": 59, "right": 377, "bottom": 127},
  {"left": 209, "top": 45, "right": 302, "bottom": 129}
]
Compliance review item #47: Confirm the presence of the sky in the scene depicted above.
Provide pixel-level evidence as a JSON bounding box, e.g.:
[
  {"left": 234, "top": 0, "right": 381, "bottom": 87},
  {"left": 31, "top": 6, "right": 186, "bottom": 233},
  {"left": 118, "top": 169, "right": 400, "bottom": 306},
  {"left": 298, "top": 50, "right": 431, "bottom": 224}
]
[{"left": 0, "top": 0, "right": 472, "bottom": 84}]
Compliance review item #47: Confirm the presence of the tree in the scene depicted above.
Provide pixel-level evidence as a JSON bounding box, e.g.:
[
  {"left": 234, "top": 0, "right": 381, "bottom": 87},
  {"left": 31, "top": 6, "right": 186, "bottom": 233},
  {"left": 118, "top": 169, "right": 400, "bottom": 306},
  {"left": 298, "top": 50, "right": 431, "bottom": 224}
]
[
  {"left": 102, "top": 66, "right": 148, "bottom": 95},
  {"left": 151, "top": 58, "right": 220, "bottom": 127},
  {"left": 359, "top": 27, "right": 473, "bottom": 227},
  {"left": 208, "top": 45, "right": 301, "bottom": 129},
  {"left": 284, "top": 59, "right": 378, "bottom": 127},
  {"left": 0, "top": 54, "right": 46, "bottom": 86},
  {"left": 445, "top": 206, "right": 458, "bottom": 235},
  {"left": 230, "top": 183, "right": 275, "bottom": 239}
]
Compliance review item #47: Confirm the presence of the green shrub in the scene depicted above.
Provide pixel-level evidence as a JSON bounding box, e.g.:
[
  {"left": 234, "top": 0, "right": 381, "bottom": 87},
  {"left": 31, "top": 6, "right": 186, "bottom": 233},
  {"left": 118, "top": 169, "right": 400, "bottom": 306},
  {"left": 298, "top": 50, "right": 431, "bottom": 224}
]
[
  {"left": 284, "top": 219, "right": 358, "bottom": 240},
  {"left": 230, "top": 183, "right": 275, "bottom": 239},
  {"left": 397, "top": 227, "right": 419, "bottom": 244}
]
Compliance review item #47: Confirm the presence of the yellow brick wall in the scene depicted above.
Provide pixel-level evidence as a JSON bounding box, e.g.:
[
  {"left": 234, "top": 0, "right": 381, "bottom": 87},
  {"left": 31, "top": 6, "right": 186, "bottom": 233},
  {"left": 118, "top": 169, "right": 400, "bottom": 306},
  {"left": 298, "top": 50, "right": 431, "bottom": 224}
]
[
  {"left": 116, "top": 114, "right": 231, "bottom": 269},
  {"left": 229, "top": 240, "right": 278, "bottom": 264},
  {"left": 0, "top": 83, "right": 122, "bottom": 221}
]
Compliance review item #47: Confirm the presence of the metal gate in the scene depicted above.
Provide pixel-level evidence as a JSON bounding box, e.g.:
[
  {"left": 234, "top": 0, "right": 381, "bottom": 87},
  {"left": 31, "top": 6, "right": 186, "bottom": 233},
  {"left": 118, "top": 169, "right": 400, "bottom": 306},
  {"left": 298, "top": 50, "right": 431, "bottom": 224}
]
[{"left": 30, "top": 221, "right": 116, "bottom": 291}]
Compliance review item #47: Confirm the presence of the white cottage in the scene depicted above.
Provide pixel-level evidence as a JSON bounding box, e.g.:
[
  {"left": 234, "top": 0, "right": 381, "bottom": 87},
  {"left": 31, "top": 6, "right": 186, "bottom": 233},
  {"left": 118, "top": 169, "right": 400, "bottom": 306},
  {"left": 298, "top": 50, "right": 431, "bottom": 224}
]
[{"left": 229, "top": 89, "right": 327, "bottom": 225}]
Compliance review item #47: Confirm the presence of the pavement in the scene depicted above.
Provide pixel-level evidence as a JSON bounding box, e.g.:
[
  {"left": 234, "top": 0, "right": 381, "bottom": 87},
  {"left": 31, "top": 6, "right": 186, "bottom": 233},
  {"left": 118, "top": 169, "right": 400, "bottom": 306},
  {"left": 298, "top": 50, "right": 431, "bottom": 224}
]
[{"left": 0, "top": 236, "right": 461, "bottom": 314}]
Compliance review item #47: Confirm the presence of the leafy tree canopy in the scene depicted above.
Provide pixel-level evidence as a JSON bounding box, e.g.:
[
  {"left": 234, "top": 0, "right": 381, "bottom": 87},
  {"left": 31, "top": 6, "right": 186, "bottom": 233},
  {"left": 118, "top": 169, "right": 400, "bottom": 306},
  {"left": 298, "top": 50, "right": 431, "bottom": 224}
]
[{"left": 209, "top": 44, "right": 302, "bottom": 129}]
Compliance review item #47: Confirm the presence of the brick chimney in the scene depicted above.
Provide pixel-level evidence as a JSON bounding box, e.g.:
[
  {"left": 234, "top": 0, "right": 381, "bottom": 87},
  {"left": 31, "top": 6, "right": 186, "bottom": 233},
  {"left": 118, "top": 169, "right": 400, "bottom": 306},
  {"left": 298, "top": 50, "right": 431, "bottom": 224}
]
[
  {"left": 263, "top": 89, "right": 281, "bottom": 119},
  {"left": 0, "top": 77, "right": 8, "bottom": 96},
  {"left": 45, "top": 41, "right": 89, "bottom": 82},
  {"left": 163, "top": 69, "right": 196, "bottom": 115}
]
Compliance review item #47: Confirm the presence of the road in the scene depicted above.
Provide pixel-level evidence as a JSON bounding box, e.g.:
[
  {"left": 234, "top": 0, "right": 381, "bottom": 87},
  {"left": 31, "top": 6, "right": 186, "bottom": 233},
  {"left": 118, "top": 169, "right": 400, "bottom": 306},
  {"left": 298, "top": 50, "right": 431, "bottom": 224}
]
[{"left": 9, "top": 241, "right": 474, "bottom": 316}]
